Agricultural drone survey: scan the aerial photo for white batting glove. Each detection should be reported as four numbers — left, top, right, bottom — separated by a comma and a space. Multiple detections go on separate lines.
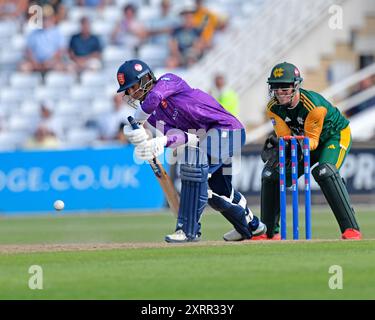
185, 133, 199, 147
123, 125, 148, 146
173, 133, 199, 158
135, 136, 168, 160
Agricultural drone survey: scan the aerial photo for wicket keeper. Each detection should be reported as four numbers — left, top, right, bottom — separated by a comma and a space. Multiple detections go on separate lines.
256, 62, 361, 240
116, 59, 266, 242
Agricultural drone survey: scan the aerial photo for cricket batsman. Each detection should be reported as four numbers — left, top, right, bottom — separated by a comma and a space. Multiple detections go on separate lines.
254, 62, 361, 240
116, 59, 266, 242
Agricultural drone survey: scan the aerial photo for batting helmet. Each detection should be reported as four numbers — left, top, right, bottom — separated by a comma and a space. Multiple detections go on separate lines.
267, 62, 303, 85
116, 59, 156, 93
267, 62, 303, 106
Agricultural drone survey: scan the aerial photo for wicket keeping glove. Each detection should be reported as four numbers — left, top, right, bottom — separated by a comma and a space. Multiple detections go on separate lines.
123, 124, 148, 146
135, 136, 168, 160
261, 133, 278, 164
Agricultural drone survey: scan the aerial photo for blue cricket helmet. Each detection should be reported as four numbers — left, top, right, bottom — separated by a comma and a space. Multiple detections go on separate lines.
116, 59, 155, 93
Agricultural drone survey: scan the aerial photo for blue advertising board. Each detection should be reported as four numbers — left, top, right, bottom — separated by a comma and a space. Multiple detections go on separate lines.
0, 146, 166, 214
172, 144, 375, 205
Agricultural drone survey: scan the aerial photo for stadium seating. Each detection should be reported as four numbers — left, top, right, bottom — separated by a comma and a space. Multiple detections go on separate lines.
0, 131, 27, 150
185, 0, 375, 128
0, 0, 373, 151
350, 105, 375, 140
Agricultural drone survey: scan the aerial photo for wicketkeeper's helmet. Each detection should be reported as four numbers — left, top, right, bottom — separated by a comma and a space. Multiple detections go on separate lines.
267, 62, 303, 106
267, 62, 303, 84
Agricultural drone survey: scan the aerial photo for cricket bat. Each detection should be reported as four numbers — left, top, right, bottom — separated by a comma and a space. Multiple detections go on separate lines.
127, 116, 180, 217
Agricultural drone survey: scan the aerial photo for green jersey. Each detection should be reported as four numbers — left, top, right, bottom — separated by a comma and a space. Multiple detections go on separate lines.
267, 88, 349, 146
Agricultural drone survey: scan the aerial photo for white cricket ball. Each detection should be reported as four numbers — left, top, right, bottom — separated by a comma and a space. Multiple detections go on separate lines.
54, 200, 65, 211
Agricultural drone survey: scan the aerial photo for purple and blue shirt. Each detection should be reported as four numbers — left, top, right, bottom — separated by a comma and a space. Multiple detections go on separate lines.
134, 73, 244, 148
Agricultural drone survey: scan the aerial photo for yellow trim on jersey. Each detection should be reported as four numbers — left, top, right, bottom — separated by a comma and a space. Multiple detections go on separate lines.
300, 93, 316, 112
336, 149, 346, 169
335, 126, 351, 169
301, 93, 316, 108
304, 107, 327, 150
301, 99, 314, 112
267, 98, 277, 111
339, 125, 351, 150
266, 109, 291, 137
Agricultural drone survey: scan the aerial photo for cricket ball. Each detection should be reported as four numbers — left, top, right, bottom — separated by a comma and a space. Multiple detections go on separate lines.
54, 200, 65, 211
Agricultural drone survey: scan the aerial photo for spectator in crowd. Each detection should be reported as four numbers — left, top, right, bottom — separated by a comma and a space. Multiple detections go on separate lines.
346, 75, 375, 117
116, 122, 130, 144
76, 0, 111, 9
111, 4, 148, 54
97, 94, 134, 141
69, 17, 102, 73
36, 101, 65, 139
0, 0, 28, 20
147, 0, 180, 46
23, 100, 63, 150
166, 6, 204, 69
210, 73, 239, 116
192, 0, 227, 49
19, 5, 67, 74
24, 126, 60, 150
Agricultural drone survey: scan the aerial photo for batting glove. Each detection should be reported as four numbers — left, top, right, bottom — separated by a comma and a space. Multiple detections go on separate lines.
135, 136, 168, 160
123, 125, 148, 146
185, 133, 199, 147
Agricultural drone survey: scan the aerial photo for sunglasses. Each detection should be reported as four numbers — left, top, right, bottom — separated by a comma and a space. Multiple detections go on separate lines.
270, 83, 294, 90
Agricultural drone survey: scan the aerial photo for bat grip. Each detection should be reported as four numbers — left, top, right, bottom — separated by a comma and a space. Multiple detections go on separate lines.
150, 159, 162, 178
128, 116, 163, 178
127, 116, 139, 130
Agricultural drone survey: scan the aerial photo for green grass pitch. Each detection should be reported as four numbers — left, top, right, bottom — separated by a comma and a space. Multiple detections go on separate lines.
0, 208, 374, 299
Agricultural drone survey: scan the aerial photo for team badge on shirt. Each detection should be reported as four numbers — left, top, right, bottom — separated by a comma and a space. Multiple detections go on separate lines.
117, 73, 125, 85
161, 100, 168, 109
134, 64, 143, 71
271, 118, 276, 126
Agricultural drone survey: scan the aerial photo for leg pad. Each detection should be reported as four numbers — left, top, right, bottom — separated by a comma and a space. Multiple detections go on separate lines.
312, 163, 359, 232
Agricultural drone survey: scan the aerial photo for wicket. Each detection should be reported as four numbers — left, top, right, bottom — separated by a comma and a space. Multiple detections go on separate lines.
279, 135, 311, 240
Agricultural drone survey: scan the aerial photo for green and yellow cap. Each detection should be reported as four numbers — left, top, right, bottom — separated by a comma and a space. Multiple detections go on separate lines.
267, 62, 303, 84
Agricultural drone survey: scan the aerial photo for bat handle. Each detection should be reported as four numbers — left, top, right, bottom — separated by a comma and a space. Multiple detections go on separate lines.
150, 158, 163, 178
127, 116, 139, 130
128, 116, 163, 178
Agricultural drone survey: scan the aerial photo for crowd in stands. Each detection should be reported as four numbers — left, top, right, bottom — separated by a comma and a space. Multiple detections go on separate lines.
14, 0, 228, 74
1, 1, 373, 150
0, 0, 231, 150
